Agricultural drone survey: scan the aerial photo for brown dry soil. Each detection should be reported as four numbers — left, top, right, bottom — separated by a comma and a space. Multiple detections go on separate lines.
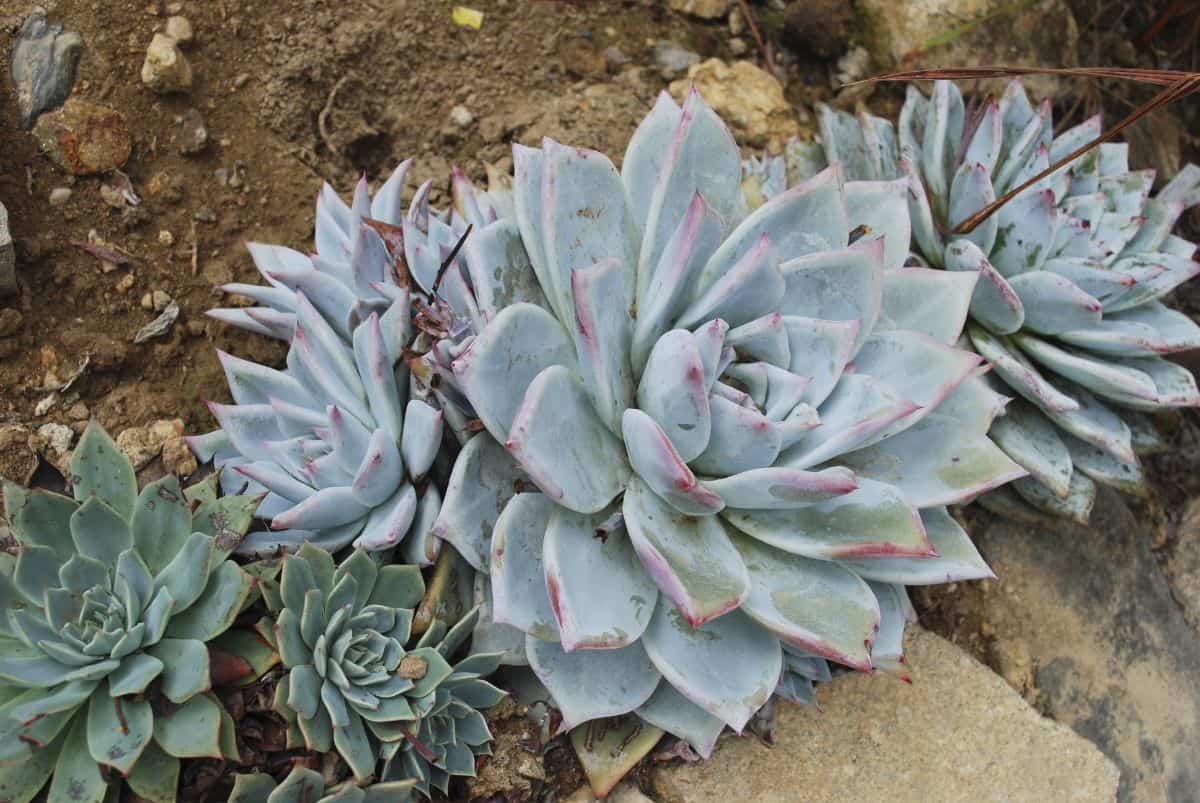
3, 0, 1200, 801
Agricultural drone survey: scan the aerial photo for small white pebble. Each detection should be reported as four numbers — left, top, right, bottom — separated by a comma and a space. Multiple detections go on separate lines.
449, 105, 475, 128
48, 187, 72, 206
158, 229, 175, 246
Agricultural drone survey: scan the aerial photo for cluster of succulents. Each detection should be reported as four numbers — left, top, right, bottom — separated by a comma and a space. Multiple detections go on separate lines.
10, 76, 1196, 801
748, 79, 1200, 522
0, 423, 258, 803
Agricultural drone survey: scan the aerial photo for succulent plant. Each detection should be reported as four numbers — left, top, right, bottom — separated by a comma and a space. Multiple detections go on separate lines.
187, 292, 446, 558
758, 79, 1200, 521
427, 89, 1022, 757
266, 544, 503, 792
0, 422, 258, 803
229, 767, 416, 803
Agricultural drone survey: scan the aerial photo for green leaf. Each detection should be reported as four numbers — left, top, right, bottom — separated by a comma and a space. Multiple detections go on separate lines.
130, 476, 192, 576
142, 587, 176, 646
280, 554, 317, 613
47, 712, 109, 803
334, 549, 377, 611
367, 565, 424, 610
153, 532, 215, 613
273, 768, 326, 802
70, 423, 137, 521
295, 543, 336, 595
297, 696, 333, 753
208, 628, 279, 685
4, 484, 77, 562
333, 710, 376, 782
108, 653, 164, 696
57, 554, 108, 593
192, 493, 261, 560
219, 704, 240, 760
153, 692, 223, 758
275, 609, 311, 667
182, 473, 218, 506
164, 561, 255, 642
70, 497, 133, 567
13, 545, 62, 605
406, 648, 453, 698
570, 715, 664, 799
125, 740, 180, 803
86, 688, 153, 775
147, 639, 211, 703
228, 773, 279, 802
0, 723, 60, 803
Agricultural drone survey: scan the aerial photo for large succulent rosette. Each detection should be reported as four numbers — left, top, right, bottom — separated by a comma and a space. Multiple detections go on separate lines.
768, 79, 1200, 522
428, 90, 1024, 754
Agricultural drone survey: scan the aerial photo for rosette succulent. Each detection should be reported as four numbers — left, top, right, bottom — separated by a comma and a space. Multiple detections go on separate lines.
230, 767, 416, 803
266, 544, 502, 793
0, 423, 257, 803
428, 89, 1024, 756
192, 161, 528, 555
770, 79, 1200, 521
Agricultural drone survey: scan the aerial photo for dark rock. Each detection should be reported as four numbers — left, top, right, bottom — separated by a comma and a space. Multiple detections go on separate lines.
32, 98, 132, 175
10, 6, 83, 129
962, 491, 1200, 801
780, 0, 854, 60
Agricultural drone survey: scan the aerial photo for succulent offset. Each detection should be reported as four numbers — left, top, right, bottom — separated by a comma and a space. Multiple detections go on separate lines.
758, 79, 1200, 522
424, 89, 1023, 755
265, 544, 503, 792
0, 423, 257, 803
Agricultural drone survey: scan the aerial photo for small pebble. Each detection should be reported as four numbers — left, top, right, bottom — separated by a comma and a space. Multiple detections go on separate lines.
729, 37, 748, 55
141, 33, 193, 94
115, 274, 135, 292
67, 401, 89, 420
152, 290, 172, 311
164, 16, 193, 45
177, 107, 207, 154
449, 105, 474, 128
48, 187, 72, 206
158, 230, 175, 246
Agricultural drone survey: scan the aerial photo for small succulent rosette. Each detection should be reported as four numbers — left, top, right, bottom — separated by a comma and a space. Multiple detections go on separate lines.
193, 162, 519, 557
0, 423, 258, 803
425, 89, 1023, 758
752, 79, 1200, 522
262, 544, 503, 795
229, 766, 416, 803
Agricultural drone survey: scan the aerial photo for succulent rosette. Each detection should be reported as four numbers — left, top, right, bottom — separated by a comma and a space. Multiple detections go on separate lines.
229, 767, 417, 803
264, 544, 503, 793
773, 79, 1200, 522
0, 423, 257, 803
428, 89, 1024, 755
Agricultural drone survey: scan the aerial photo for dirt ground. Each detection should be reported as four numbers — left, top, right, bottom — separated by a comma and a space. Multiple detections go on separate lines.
2, 0, 1200, 799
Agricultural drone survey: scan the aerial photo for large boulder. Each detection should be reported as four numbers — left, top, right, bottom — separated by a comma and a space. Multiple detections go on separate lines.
653, 627, 1118, 802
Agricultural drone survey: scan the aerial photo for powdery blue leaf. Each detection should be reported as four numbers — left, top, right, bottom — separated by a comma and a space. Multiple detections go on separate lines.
948, 163, 998, 255
622, 477, 748, 628
701, 163, 848, 292
779, 374, 917, 469
622, 91, 682, 237
452, 303, 577, 442
622, 410, 723, 516
902, 156, 944, 267
724, 313, 790, 368
271, 486, 369, 531
944, 239, 1025, 335
508, 366, 630, 514
877, 268, 977, 344
990, 188, 1056, 277
463, 219, 551, 322
964, 99, 1002, 172
542, 505, 657, 650
843, 178, 910, 271
637, 330, 711, 462
400, 400, 443, 480
1108, 355, 1200, 409
571, 258, 635, 434
703, 466, 856, 509
635, 681, 726, 759
920, 80, 965, 217
689, 394, 782, 476
1008, 271, 1102, 335
731, 530, 878, 671
641, 605, 780, 732
722, 478, 931, 560
527, 636, 660, 730
782, 316, 859, 408
489, 494, 560, 641
352, 314, 404, 443
1013, 470, 1096, 524
778, 237, 883, 354
868, 582, 916, 679
988, 400, 1072, 499
676, 233, 783, 331
1013, 333, 1158, 404
839, 412, 1028, 507
838, 506, 994, 585
1059, 302, 1200, 356
431, 434, 525, 572
540, 139, 638, 316
1064, 433, 1146, 496
968, 324, 1078, 413
350, 429, 404, 508
636, 87, 743, 304
632, 192, 725, 374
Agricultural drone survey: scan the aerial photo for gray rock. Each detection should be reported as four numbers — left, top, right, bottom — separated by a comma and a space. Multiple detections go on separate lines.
10, 6, 82, 129
652, 41, 700, 80
959, 490, 1200, 801
0, 203, 14, 298
653, 627, 1119, 803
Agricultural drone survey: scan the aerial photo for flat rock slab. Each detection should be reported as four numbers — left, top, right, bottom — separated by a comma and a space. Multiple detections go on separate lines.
962, 490, 1200, 801
653, 627, 1117, 803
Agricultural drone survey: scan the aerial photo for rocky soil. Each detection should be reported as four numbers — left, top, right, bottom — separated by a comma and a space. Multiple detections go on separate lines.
1, 0, 1199, 801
